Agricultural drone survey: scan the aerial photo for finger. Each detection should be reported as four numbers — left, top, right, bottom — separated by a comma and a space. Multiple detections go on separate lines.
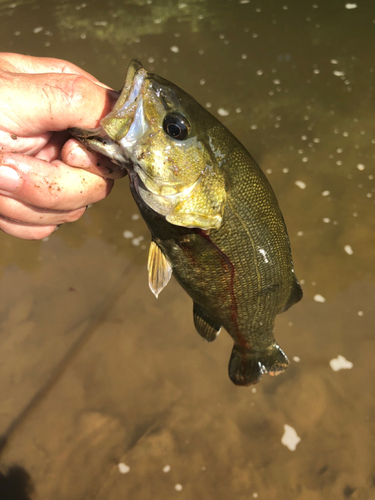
0, 216, 57, 240
34, 131, 71, 162
61, 138, 126, 179
0, 53, 112, 88
0, 129, 52, 155
0, 153, 114, 210
0, 194, 86, 225
0, 72, 119, 135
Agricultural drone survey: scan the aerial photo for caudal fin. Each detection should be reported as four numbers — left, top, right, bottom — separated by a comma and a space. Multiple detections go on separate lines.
228, 344, 289, 386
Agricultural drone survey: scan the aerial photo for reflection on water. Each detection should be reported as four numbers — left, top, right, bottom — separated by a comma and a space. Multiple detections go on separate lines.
0, 0, 374, 499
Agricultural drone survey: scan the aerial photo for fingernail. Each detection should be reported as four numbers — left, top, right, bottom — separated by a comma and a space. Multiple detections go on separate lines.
0, 166, 20, 192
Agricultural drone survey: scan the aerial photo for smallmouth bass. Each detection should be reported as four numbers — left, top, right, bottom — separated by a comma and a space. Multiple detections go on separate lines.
70, 60, 303, 386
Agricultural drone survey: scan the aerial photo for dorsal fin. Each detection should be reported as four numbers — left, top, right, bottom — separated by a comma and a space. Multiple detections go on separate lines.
193, 302, 221, 342
147, 241, 172, 298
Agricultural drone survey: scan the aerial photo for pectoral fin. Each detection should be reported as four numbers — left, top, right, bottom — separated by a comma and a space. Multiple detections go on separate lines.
193, 302, 221, 342
147, 241, 172, 298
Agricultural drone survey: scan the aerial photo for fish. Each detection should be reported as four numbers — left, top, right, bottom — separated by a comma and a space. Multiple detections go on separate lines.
70, 59, 303, 386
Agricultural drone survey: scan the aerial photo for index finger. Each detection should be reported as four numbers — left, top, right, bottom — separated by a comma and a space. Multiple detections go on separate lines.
0, 72, 118, 135
0, 52, 111, 88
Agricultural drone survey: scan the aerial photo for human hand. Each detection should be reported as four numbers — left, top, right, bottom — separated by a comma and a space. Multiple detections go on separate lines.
0, 52, 124, 240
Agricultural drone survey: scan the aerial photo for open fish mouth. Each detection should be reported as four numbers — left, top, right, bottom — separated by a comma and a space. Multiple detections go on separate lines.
69, 60, 149, 170
100, 59, 148, 144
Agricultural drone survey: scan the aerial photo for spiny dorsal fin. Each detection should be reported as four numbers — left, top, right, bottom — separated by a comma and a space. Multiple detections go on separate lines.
147, 241, 172, 298
193, 302, 221, 342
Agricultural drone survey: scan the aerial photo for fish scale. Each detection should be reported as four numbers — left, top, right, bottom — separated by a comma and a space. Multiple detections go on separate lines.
70, 59, 302, 386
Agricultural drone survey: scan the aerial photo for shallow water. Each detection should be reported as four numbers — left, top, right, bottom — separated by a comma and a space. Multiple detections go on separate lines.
0, 0, 374, 499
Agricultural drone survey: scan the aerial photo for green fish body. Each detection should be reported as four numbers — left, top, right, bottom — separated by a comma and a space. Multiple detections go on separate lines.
70, 60, 302, 386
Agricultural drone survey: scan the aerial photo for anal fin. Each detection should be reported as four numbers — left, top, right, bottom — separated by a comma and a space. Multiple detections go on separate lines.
193, 302, 221, 342
147, 241, 172, 298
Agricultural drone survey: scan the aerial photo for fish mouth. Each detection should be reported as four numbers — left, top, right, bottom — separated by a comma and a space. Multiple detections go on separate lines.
100, 59, 148, 143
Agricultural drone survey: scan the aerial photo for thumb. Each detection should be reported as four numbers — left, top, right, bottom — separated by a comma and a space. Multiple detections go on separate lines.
0, 71, 118, 136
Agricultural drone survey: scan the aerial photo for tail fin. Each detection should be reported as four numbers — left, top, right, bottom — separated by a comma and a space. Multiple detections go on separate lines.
228, 344, 289, 386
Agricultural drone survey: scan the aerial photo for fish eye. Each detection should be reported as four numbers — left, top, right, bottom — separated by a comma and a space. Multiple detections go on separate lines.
163, 112, 190, 140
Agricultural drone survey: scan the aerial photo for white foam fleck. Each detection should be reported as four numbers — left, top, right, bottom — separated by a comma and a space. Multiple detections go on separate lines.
154, 18, 162, 23
33, 26, 43, 33
330, 355, 353, 371
131, 214, 140, 220
240, 0, 250, 3
132, 236, 145, 246
331, 59, 339, 64
283, 168, 289, 173
357, 163, 365, 170
293, 356, 301, 362
281, 424, 301, 451
297, 231, 303, 236
333, 70, 345, 76
217, 108, 230, 116
175, 484, 183, 491
170, 46, 179, 53
205, 102, 212, 108
322, 190, 330, 196
323, 218, 330, 223
253, 494, 259, 499
345, 3, 357, 9
123, 230, 134, 239
314, 294, 326, 303
344, 245, 353, 255
118, 463, 130, 474
358, 310, 364, 316
256, 69, 263, 75
163, 465, 171, 473
241, 54, 248, 59
295, 180, 306, 189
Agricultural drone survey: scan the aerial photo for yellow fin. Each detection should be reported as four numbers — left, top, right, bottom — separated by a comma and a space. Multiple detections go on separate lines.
147, 241, 172, 298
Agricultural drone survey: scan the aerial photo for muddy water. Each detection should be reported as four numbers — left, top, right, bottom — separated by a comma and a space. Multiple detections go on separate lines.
0, 0, 374, 499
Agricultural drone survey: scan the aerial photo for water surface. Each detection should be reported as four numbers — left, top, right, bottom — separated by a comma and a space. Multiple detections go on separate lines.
0, 1, 374, 499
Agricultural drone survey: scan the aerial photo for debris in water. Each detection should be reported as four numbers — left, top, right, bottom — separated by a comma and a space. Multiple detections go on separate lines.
281, 424, 301, 451
118, 463, 130, 474
329, 355, 353, 371
314, 294, 326, 303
